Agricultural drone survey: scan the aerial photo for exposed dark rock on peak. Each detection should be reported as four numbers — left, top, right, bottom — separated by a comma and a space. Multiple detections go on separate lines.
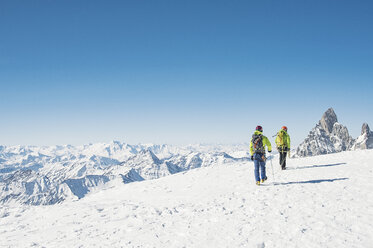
361, 123, 370, 135
353, 123, 373, 150
295, 108, 354, 157
319, 108, 338, 135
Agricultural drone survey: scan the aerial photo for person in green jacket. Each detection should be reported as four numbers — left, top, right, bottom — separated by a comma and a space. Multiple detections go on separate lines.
275, 126, 291, 170
250, 125, 272, 185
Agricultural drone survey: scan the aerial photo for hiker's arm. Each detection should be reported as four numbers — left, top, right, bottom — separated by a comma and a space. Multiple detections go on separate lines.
264, 136, 272, 152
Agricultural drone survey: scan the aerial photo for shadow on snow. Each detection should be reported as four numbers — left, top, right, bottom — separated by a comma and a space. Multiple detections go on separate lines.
274, 177, 348, 186
288, 162, 347, 170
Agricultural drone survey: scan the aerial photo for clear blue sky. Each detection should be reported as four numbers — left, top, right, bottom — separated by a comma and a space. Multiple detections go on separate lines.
0, 0, 372, 147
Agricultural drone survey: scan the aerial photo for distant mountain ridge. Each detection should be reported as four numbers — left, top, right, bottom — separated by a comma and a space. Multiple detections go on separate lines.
0, 142, 250, 205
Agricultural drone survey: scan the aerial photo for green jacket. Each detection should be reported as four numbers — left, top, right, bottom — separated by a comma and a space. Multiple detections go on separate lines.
275, 129, 290, 150
250, 131, 272, 156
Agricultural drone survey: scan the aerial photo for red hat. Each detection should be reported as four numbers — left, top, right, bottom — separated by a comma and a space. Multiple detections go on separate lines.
282, 126, 288, 131
256, 125, 263, 132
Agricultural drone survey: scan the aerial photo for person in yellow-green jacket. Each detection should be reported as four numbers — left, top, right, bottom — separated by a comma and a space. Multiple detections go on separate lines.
275, 126, 291, 170
250, 125, 272, 185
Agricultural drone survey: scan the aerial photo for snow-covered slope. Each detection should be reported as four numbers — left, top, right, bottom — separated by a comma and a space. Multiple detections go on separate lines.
1, 150, 372, 247
0, 142, 250, 205
295, 108, 355, 157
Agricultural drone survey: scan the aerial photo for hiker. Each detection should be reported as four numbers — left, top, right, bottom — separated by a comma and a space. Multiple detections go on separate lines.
250, 125, 272, 185
275, 126, 291, 170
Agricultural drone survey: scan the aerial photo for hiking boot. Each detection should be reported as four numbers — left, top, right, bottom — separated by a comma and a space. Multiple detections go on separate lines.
256, 181, 260, 186
261, 177, 267, 183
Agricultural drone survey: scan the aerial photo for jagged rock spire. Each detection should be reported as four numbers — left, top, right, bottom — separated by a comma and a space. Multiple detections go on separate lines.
319, 108, 338, 135
353, 123, 373, 150
295, 108, 354, 157
361, 123, 370, 135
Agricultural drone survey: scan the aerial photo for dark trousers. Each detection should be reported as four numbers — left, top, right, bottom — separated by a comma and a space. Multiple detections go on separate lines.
279, 151, 287, 169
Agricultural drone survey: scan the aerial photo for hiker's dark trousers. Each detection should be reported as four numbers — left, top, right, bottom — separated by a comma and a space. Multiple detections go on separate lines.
279, 150, 287, 170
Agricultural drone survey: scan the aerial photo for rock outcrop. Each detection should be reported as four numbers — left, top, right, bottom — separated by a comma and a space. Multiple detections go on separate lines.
352, 123, 373, 150
295, 108, 355, 157
319, 108, 338, 135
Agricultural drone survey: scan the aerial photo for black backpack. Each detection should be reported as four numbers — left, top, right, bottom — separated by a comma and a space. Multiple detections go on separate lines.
252, 134, 265, 154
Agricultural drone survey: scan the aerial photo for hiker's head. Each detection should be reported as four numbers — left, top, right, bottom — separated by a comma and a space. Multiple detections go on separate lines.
256, 125, 263, 132
282, 126, 288, 131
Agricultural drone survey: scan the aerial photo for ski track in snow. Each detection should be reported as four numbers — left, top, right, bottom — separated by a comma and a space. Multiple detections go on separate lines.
1, 150, 373, 248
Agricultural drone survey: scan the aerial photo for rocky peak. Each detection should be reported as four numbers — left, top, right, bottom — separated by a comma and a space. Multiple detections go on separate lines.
319, 108, 338, 134
353, 123, 373, 150
295, 108, 354, 157
361, 123, 370, 135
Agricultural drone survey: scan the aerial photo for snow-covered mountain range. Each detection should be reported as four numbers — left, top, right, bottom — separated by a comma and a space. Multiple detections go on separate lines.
1, 149, 373, 247
0, 142, 250, 205
1, 111, 373, 247
1, 108, 372, 206
294, 108, 371, 157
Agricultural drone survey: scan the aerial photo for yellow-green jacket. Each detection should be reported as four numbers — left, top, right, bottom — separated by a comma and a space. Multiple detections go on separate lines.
275, 129, 290, 150
250, 131, 272, 156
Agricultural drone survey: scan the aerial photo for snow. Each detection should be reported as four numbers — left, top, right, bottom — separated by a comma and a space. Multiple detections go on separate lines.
0, 142, 251, 205
1, 149, 373, 247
